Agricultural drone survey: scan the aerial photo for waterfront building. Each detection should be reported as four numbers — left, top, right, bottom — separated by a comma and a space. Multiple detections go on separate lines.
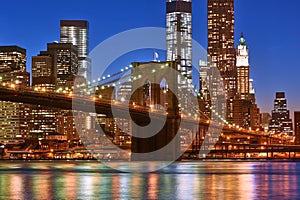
0, 46, 30, 140
269, 92, 293, 135
29, 106, 59, 139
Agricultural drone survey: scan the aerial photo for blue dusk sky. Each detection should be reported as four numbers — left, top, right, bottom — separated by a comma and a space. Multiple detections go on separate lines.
0, 0, 299, 115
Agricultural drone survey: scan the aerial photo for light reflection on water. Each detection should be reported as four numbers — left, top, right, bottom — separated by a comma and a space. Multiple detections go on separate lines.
0, 161, 299, 199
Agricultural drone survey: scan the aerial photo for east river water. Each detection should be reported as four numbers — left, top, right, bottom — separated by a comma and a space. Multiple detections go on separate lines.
0, 161, 299, 199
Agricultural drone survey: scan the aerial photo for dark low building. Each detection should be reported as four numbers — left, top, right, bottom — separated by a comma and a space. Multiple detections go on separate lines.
294, 112, 300, 144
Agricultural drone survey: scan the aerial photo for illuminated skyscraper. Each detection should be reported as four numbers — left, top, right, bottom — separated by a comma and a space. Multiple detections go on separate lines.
0, 46, 30, 140
31, 43, 78, 139
60, 20, 91, 81
166, 0, 192, 82
269, 92, 293, 134
208, 0, 236, 99
236, 34, 250, 100
46, 43, 78, 91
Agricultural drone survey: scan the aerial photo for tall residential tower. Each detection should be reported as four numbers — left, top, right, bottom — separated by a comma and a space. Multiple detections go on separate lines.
208, 0, 236, 99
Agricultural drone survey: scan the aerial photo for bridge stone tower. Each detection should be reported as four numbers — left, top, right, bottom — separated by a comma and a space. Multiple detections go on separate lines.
130, 61, 182, 161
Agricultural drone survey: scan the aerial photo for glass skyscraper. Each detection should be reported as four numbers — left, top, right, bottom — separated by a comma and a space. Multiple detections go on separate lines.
60, 20, 91, 82
166, 0, 192, 83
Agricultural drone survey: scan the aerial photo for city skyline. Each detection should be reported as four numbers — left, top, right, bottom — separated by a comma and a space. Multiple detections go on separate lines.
1, 1, 300, 199
1, 0, 299, 115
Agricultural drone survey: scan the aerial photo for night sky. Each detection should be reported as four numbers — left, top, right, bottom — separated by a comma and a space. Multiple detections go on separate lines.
0, 0, 299, 115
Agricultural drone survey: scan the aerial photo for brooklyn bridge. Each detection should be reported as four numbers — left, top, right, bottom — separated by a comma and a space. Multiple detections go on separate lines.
0, 62, 299, 161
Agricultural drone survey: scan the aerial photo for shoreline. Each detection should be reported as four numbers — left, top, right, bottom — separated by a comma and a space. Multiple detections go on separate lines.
1, 158, 300, 163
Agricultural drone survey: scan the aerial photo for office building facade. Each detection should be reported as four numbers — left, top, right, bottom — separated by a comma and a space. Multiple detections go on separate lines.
269, 92, 293, 135
37, 43, 79, 92
32, 55, 56, 91
31, 43, 79, 139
